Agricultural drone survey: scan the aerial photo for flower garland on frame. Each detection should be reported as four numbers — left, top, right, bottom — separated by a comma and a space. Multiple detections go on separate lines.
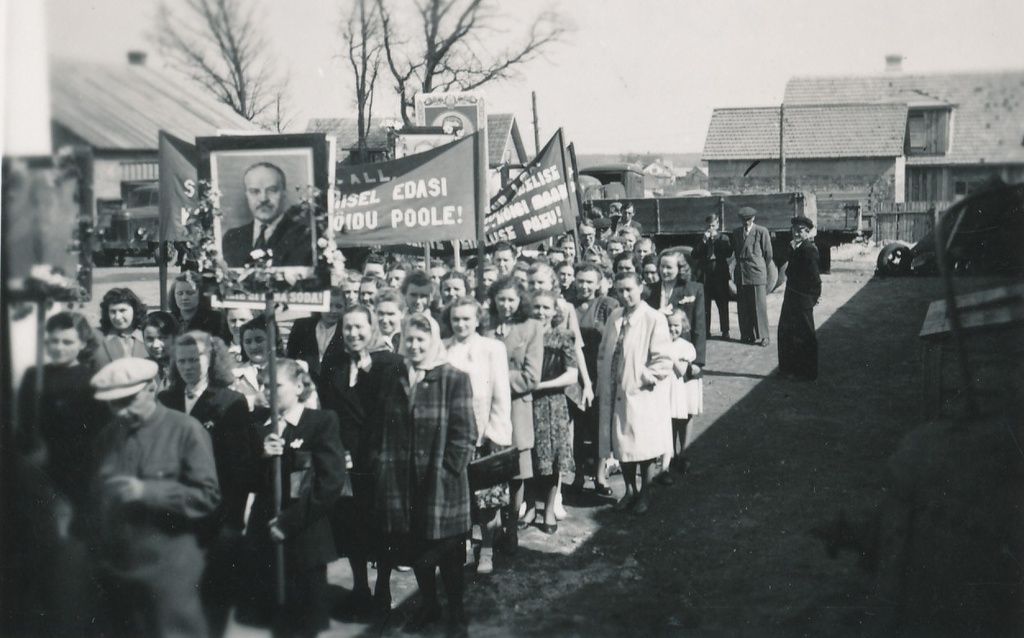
182, 180, 344, 298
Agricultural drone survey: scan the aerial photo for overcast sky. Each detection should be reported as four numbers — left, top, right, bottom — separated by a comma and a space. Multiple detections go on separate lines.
47, 0, 1024, 155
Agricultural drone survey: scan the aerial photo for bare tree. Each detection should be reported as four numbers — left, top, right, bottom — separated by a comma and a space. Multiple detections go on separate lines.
342, 0, 385, 163
157, 0, 288, 128
376, 0, 569, 125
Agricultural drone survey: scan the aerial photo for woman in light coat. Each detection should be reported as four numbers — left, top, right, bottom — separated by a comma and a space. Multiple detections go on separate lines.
597, 271, 673, 515
444, 297, 512, 574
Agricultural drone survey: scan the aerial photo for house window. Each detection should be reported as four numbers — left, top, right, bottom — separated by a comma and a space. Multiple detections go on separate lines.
906, 109, 950, 156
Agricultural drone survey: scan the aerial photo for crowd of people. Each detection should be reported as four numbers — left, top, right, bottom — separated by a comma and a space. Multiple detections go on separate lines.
8, 205, 821, 638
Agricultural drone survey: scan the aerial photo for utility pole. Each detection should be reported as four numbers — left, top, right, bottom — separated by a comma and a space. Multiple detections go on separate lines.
779, 103, 786, 192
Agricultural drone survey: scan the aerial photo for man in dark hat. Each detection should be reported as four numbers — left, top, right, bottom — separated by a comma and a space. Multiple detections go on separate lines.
731, 207, 774, 345
777, 216, 821, 380
692, 214, 735, 339
88, 358, 220, 638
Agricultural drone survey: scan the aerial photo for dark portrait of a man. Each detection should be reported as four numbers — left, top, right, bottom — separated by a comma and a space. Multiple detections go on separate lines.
220, 162, 313, 268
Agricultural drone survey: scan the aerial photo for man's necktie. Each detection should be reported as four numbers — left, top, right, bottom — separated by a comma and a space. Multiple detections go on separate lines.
254, 224, 269, 250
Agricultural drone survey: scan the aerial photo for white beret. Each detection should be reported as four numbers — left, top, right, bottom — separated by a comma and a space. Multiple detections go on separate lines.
91, 358, 158, 401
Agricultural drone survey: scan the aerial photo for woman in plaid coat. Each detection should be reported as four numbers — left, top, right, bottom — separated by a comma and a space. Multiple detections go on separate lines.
374, 313, 477, 636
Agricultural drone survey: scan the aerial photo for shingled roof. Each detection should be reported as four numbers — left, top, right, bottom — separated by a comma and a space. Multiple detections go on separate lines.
785, 71, 1024, 165
50, 58, 259, 151
306, 112, 529, 166
702, 103, 908, 161
305, 117, 393, 151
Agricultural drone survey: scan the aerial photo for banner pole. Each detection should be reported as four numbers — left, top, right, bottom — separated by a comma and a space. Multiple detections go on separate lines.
158, 243, 169, 311
566, 138, 584, 258
453, 240, 462, 271
266, 293, 285, 606
475, 132, 487, 302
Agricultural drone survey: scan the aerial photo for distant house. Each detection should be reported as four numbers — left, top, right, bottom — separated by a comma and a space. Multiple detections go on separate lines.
672, 165, 709, 192
785, 70, 1024, 202
642, 159, 675, 195
702, 64, 1024, 209
50, 55, 260, 223
703, 102, 908, 208
305, 116, 394, 164
305, 112, 529, 169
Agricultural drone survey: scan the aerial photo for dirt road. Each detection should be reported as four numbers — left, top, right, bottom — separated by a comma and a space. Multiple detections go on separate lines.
46, 249, 1010, 637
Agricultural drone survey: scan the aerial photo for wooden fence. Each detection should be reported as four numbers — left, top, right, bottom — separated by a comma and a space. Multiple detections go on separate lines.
872, 201, 951, 244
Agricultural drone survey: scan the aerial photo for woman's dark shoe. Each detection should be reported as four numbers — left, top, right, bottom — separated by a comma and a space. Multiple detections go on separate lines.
654, 471, 675, 486
537, 522, 558, 535
403, 604, 443, 634
447, 608, 469, 638
633, 495, 651, 515
613, 492, 636, 511
503, 525, 519, 556
373, 591, 392, 619
671, 456, 691, 475
594, 483, 614, 497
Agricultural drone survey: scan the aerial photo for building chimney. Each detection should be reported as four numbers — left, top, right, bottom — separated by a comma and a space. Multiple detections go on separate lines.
885, 54, 903, 73
127, 51, 147, 66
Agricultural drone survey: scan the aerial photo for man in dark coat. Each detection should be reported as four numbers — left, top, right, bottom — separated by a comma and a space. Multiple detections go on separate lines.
157, 332, 254, 638
691, 214, 735, 339
88, 358, 220, 638
777, 216, 822, 380
221, 162, 313, 268
731, 207, 774, 346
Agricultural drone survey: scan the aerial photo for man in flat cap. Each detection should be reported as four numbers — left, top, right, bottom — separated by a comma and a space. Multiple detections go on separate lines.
731, 207, 774, 345
87, 358, 220, 638
777, 216, 822, 380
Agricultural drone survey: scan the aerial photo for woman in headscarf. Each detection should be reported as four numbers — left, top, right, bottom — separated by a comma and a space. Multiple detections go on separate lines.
443, 297, 512, 575
375, 313, 476, 637
319, 304, 404, 618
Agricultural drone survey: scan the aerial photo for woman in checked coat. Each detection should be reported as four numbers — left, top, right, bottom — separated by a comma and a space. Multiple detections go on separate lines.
374, 313, 477, 636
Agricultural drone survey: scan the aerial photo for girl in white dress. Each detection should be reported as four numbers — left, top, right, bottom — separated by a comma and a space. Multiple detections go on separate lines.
657, 310, 698, 484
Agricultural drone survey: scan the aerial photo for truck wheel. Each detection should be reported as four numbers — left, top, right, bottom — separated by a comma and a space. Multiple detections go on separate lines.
876, 241, 913, 276
93, 250, 114, 267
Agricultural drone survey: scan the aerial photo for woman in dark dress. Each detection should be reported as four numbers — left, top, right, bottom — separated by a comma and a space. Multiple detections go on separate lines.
319, 304, 403, 617
528, 290, 578, 534
169, 271, 230, 341
646, 248, 707, 480
19, 311, 104, 509
158, 330, 253, 638
375, 313, 476, 637
141, 311, 180, 389
240, 359, 346, 638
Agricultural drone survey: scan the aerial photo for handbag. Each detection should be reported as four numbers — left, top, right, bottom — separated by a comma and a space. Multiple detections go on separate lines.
468, 446, 519, 491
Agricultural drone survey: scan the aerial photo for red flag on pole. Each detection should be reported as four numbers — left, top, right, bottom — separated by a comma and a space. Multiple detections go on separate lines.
158, 131, 198, 242
484, 129, 575, 246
